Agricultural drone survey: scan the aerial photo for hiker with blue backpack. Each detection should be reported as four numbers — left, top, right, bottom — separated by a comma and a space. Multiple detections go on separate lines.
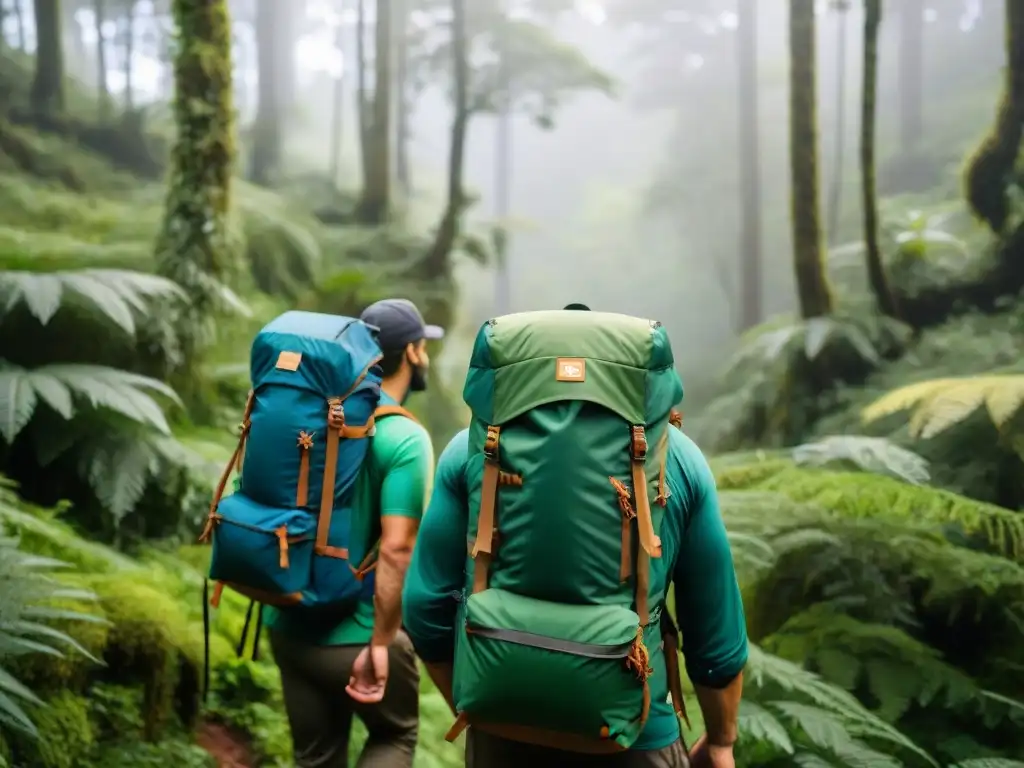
402, 305, 748, 768
200, 299, 442, 768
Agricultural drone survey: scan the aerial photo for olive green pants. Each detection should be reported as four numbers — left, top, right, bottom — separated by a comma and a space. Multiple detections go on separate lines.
465, 732, 690, 768
270, 630, 419, 768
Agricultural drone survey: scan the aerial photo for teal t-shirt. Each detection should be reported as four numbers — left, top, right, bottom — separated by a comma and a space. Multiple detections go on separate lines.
262, 393, 435, 645
401, 426, 749, 751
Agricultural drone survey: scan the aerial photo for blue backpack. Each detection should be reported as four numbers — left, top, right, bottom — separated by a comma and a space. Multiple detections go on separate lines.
198, 311, 414, 676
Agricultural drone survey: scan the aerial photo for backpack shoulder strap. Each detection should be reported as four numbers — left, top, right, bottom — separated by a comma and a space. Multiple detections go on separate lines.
373, 404, 420, 424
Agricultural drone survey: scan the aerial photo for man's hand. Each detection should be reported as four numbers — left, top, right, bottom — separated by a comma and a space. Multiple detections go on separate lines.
689, 735, 735, 768
346, 644, 390, 704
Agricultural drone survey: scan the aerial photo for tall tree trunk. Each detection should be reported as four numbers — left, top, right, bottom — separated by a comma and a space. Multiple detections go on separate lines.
788, 0, 834, 319
736, 0, 762, 330
156, 0, 235, 355
898, 0, 924, 153
394, 0, 411, 195
250, 0, 283, 185
30, 0, 65, 117
14, 0, 25, 51
861, 0, 897, 319
122, 0, 135, 111
964, 0, 1024, 233
356, 0, 370, 190
421, 0, 468, 298
329, 16, 344, 185
94, 0, 111, 118
61, 0, 84, 66
826, 2, 848, 244
356, 0, 392, 223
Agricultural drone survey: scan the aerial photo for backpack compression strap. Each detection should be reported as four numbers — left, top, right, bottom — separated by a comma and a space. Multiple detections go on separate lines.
315, 358, 383, 558
341, 403, 421, 582
470, 426, 524, 593
199, 390, 255, 544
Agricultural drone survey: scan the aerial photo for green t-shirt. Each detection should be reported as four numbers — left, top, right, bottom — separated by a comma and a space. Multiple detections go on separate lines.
262, 393, 435, 646
401, 426, 749, 751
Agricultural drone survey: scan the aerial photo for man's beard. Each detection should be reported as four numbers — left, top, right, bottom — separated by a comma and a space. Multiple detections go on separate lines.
409, 365, 428, 393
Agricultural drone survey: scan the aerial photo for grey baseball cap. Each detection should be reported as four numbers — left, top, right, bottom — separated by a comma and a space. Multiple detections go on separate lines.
360, 299, 444, 352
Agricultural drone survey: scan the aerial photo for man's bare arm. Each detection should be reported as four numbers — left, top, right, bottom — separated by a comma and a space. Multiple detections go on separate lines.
371, 516, 419, 648
695, 672, 743, 746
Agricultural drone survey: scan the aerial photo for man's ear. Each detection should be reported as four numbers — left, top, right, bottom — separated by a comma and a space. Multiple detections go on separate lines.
405, 341, 421, 367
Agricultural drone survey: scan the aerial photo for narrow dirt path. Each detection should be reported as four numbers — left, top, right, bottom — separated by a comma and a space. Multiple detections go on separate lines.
197, 721, 256, 768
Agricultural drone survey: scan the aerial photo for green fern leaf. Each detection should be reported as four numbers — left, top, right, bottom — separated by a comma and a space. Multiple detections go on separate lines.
863, 375, 1024, 439
739, 700, 794, 753
792, 436, 930, 485
951, 761, 1024, 768
0, 269, 185, 334
793, 754, 841, 768
0, 365, 37, 442
0, 363, 181, 441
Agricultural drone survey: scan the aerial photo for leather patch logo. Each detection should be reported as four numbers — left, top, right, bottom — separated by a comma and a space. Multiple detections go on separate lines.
555, 357, 586, 382
276, 351, 302, 371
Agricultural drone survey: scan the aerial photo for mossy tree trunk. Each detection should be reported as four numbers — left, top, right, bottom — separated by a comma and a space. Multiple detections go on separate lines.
736, 0, 762, 330
356, 0, 392, 223
155, 0, 235, 370
30, 0, 65, 117
860, 0, 898, 319
898, 0, 924, 153
964, 0, 1024, 233
250, 0, 284, 185
788, 0, 834, 319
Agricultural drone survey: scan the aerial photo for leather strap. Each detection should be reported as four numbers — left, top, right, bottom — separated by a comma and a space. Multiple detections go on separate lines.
472, 426, 501, 593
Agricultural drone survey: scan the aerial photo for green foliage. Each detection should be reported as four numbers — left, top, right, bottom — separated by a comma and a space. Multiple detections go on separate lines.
715, 456, 1024, 763
690, 310, 909, 452
409, 0, 614, 128
0, 533, 101, 757
863, 375, 1024, 441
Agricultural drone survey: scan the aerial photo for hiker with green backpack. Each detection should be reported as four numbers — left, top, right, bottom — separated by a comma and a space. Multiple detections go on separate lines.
200, 300, 442, 768
402, 305, 748, 767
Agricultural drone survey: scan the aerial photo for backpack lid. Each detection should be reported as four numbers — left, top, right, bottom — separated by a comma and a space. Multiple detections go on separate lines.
250, 311, 382, 395
463, 310, 683, 426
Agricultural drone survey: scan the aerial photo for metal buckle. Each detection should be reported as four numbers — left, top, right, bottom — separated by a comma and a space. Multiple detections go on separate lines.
631, 426, 647, 461
484, 425, 500, 460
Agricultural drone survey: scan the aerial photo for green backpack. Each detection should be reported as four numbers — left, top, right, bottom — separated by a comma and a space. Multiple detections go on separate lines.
445, 309, 686, 754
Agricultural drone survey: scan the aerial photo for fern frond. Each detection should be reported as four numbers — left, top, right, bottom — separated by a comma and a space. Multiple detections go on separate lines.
0, 535, 98, 738
745, 645, 936, 765
0, 269, 185, 334
792, 436, 930, 484
952, 761, 1024, 768
0, 362, 181, 442
862, 375, 1024, 438
716, 463, 1024, 562
73, 431, 201, 522
739, 699, 794, 754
